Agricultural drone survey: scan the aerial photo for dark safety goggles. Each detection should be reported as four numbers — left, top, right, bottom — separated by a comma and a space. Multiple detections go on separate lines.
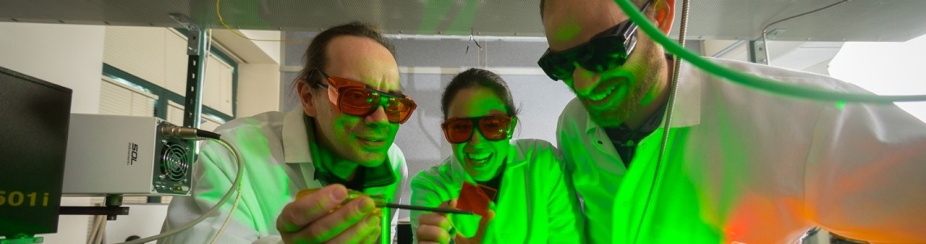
537, 0, 652, 81
441, 115, 515, 144
312, 69, 417, 124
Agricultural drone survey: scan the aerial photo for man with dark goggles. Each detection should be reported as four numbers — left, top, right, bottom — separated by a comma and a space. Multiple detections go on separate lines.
441, 115, 516, 144
541, 0, 926, 243
311, 68, 417, 124
537, 0, 651, 82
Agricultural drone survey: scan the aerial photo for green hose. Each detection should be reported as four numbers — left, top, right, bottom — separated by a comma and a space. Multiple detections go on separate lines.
614, 0, 926, 103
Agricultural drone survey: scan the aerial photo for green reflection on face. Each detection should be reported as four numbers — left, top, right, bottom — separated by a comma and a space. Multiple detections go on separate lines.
308, 37, 401, 168
446, 87, 512, 182
314, 98, 400, 167
542, 0, 667, 127
573, 59, 659, 128
552, 19, 583, 43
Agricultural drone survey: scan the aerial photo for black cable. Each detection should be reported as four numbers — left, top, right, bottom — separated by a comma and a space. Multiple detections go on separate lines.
161, 124, 220, 140
196, 130, 222, 140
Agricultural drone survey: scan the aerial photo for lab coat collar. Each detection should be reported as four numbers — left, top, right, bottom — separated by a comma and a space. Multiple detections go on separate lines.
507, 140, 528, 169
584, 60, 702, 134
282, 110, 313, 164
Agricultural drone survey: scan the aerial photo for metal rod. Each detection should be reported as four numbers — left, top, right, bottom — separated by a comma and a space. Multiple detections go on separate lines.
634, 0, 690, 241
711, 40, 746, 58
59, 207, 129, 216
378, 203, 474, 215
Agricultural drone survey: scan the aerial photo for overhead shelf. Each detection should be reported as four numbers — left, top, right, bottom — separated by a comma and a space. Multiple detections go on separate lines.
1, 0, 925, 41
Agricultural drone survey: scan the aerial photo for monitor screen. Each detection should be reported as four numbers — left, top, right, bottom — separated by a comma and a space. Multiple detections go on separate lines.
0, 66, 72, 237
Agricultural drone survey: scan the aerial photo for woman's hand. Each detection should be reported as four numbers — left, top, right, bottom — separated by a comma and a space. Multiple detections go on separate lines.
416, 200, 495, 244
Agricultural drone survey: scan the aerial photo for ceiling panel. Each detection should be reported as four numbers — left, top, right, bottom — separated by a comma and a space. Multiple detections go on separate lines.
1, 0, 924, 42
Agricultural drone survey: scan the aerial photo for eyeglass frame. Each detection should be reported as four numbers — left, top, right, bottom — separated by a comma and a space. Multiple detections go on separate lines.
309, 68, 417, 124
537, 0, 653, 82
440, 115, 518, 144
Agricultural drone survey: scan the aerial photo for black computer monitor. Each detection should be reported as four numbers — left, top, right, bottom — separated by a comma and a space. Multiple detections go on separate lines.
0, 66, 72, 238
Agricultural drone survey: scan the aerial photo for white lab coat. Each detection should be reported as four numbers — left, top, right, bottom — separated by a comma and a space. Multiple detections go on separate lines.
558, 57, 926, 243
160, 110, 407, 243
409, 139, 585, 243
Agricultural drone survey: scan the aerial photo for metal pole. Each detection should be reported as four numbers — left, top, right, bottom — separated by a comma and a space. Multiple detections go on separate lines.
184, 28, 208, 130
183, 26, 209, 165
162, 13, 207, 200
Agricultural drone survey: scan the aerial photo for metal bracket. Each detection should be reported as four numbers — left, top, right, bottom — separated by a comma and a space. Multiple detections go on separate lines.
59, 195, 129, 221
749, 28, 785, 64
59, 207, 130, 221
169, 13, 203, 56
168, 13, 198, 33
748, 38, 769, 64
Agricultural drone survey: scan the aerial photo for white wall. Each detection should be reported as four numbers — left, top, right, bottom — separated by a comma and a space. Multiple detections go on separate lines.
829, 34, 926, 123
238, 30, 282, 65
0, 22, 104, 114
212, 29, 281, 65
0, 22, 106, 243
237, 63, 282, 117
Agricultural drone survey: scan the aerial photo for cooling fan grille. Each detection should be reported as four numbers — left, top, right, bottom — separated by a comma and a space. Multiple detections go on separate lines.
160, 142, 189, 181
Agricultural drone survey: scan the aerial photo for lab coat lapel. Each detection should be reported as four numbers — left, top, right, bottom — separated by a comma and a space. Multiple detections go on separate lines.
282, 111, 323, 191
611, 128, 673, 243
609, 74, 699, 242
483, 142, 528, 242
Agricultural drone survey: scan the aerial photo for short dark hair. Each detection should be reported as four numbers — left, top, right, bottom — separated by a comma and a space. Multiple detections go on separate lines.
540, 0, 651, 19
294, 22, 396, 88
441, 68, 519, 119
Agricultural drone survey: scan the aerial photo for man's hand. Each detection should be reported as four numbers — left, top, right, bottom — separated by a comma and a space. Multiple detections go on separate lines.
416, 200, 494, 244
276, 184, 382, 244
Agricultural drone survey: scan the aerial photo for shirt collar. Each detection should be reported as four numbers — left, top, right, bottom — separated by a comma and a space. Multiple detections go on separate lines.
285, 110, 399, 189
585, 59, 702, 133
282, 110, 313, 164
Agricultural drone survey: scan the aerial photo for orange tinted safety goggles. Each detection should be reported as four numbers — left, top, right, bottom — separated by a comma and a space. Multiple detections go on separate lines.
313, 69, 417, 124
441, 115, 515, 144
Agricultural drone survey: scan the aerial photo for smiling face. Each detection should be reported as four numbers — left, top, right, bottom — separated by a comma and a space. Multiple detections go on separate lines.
542, 0, 670, 127
445, 87, 513, 182
298, 35, 401, 167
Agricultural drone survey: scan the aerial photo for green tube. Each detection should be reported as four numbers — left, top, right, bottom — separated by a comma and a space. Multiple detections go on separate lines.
381, 206, 390, 244
614, 0, 926, 103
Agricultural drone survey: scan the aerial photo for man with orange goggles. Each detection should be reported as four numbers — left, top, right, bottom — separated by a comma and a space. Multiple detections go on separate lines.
162, 22, 414, 244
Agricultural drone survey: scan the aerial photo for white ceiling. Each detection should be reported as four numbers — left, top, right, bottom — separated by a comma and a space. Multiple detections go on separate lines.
703, 39, 844, 75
